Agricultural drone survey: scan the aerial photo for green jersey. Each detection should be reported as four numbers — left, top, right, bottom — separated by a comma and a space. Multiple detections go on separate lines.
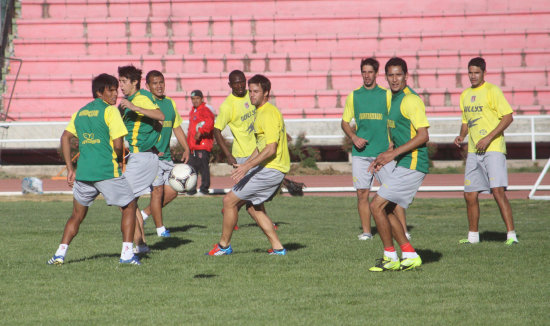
387, 86, 430, 173
66, 98, 128, 182
123, 89, 161, 153
155, 96, 183, 161
342, 85, 391, 157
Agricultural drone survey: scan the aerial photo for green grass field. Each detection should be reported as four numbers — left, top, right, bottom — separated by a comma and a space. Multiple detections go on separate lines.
2, 195, 549, 325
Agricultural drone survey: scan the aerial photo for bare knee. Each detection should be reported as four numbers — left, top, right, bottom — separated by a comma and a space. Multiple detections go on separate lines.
464, 192, 478, 204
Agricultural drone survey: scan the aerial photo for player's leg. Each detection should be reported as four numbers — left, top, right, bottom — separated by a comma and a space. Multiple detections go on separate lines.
198, 150, 211, 195
249, 203, 285, 254
357, 189, 372, 239
133, 205, 150, 254
353, 156, 376, 240
206, 191, 242, 255
461, 153, 487, 244
120, 199, 141, 264
139, 184, 178, 218
492, 187, 517, 244
393, 205, 410, 240
368, 195, 400, 271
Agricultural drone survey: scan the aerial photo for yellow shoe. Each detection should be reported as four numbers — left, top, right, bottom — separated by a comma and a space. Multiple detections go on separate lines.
504, 238, 518, 246
369, 256, 400, 272
400, 256, 422, 271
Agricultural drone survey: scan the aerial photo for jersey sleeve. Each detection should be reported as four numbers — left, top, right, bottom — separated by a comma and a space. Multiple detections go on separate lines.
105, 105, 128, 140
459, 91, 467, 124
489, 85, 514, 118
401, 94, 430, 129
263, 108, 282, 144
132, 94, 159, 114
342, 91, 354, 122
65, 113, 78, 137
214, 100, 231, 130
170, 99, 183, 128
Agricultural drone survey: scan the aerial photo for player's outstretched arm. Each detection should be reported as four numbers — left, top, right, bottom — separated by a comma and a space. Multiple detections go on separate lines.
173, 126, 190, 163
213, 128, 236, 165
60, 130, 76, 187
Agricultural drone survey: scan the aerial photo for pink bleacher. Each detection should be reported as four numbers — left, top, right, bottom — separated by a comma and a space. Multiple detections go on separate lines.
4, 0, 550, 121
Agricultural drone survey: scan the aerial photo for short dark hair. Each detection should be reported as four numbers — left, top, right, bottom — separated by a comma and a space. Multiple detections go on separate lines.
360, 58, 379, 73
145, 70, 164, 84
229, 69, 245, 83
92, 73, 119, 98
385, 57, 408, 75
118, 64, 142, 89
468, 57, 486, 72
248, 74, 271, 96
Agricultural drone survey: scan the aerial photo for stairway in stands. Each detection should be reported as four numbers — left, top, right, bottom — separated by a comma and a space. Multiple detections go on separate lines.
3, 0, 550, 121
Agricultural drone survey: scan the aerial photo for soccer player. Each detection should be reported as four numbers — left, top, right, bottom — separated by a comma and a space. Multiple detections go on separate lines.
341, 57, 409, 241
207, 74, 289, 256
186, 89, 215, 196
368, 57, 429, 271
47, 73, 140, 265
133, 70, 190, 252
118, 65, 164, 253
454, 57, 518, 245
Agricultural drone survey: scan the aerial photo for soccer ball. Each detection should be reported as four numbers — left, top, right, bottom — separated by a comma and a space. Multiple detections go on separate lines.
168, 164, 197, 193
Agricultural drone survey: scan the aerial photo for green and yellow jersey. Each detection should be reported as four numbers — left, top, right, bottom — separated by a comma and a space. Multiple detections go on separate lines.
342, 85, 391, 157
66, 98, 128, 181
254, 102, 290, 173
460, 81, 513, 154
155, 96, 183, 161
387, 86, 430, 173
122, 89, 161, 153
214, 91, 257, 158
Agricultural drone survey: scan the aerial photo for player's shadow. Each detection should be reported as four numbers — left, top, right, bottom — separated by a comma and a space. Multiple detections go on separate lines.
241, 221, 290, 228
193, 274, 217, 279
252, 242, 306, 254
367, 225, 415, 236
150, 237, 191, 251
169, 224, 207, 233
480, 231, 508, 242
415, 248, 443, 264
67, 253, 120, 264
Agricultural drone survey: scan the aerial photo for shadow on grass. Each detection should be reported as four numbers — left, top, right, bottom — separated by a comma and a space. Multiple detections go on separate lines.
193, 274, 217, 279
252, 242, 306, 254
363, 225, 415, 237
150, 237, 192, 251
169, 224, 207, 233
239, 221, 290, 228
480, 231, 507, 242
67, 253, 119, 264
416, 248, 443, 264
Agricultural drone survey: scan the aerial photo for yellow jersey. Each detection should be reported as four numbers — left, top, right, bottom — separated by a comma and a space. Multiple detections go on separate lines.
254, 102, 290, 173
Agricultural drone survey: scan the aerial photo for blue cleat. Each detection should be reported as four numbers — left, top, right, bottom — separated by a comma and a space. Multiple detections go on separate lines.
47, 255, 64, 265
206, 243, 233, 256
269, 248, 287, 256
159, 229, 171, 238
119, 255, 141, 265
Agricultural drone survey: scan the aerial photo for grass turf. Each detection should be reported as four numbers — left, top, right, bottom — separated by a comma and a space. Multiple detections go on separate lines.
1, 196, 549, 325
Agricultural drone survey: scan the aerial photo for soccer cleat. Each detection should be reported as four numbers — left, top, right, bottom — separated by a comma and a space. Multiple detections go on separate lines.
47, 255, 64, 265
133, 244, 151, 254
369, 256, 400, 272
273, 223, 278, 230
358, 233, 373, 240
159, 229, 171, 238
400, 256, 422, 271
269, 248, 287, 256
505, 238, 518, 246
233, 225, 239, 230
119, 255, 141, 265
206, 243, 233, 256
459, 238, 478, 244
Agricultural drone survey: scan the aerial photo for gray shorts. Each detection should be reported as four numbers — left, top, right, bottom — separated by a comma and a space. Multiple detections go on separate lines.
124, 152, 159, 197
352, 156, 395, 190
377, 166, 426, 209
232, 166, 285, 205
153, 159, 174, 187
73, 176, 135, 207
464, 152, 508, 194
235, 156, 250, 165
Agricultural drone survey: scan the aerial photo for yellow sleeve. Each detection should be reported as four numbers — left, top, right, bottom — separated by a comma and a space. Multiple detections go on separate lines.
263, 108, 281, 144
214, 99, 232, 130
401, 94, 430, 130
386, 89, 392, 113
460, 91, 467, 124
171, 99, 183, 128
132, 94, 158, 111
105, 105, 128, 139
489, 85, 513, 118
65, 113, 78, 137
342, 92, 354, 123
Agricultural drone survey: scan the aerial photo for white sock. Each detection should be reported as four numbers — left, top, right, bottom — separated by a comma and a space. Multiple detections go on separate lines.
156, 226, 166, 236
55, 244, 68, 257
405, 232, 411, 240
384, 250, 399, 261
468, 231, 480, 243
121, 242, 134, 260
402, 251, 418, 259
507, 230, 517, 241
141, 210, 149, 222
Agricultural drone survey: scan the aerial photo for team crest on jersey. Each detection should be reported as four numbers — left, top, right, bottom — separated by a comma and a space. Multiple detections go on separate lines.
245, 102, 249, 109
479, 129, 487, 135
471, 96, 476, 102
82, 133, 100, 144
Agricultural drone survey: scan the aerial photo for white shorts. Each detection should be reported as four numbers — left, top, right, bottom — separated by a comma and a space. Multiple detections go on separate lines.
124, 152, 159, 197
377, 166, 426, 209
352, 156, 395, 190
464, 152, 508, 194
235, 156, 250, 165
232, 166, 285, 205
153, 159, 174, 187
73, 176, 135, 207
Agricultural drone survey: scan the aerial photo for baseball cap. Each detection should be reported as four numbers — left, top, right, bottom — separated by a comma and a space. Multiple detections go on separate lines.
191, 90, 203, 98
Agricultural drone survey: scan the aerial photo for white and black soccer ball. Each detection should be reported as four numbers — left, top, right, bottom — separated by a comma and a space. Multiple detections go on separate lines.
168, 164, 198, 193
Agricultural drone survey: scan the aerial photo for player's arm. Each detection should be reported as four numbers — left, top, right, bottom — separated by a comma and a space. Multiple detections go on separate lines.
119, 98, 165, 121
60, 130, 77, 188
112, 136, 124, 161
454, 123, 468, 148
232, 143, 276, 182
173, 126, 190, 163
475, 113, 513, 152
213, 128, 236, 165
341, 92, 367, 149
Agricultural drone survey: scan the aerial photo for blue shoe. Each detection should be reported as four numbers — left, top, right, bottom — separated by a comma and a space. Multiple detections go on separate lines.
269, 248, 287, 256
119, 255, 141, 265
159, 229, 171, 238
206, 243, 233, 256
47, 255, 64, 265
